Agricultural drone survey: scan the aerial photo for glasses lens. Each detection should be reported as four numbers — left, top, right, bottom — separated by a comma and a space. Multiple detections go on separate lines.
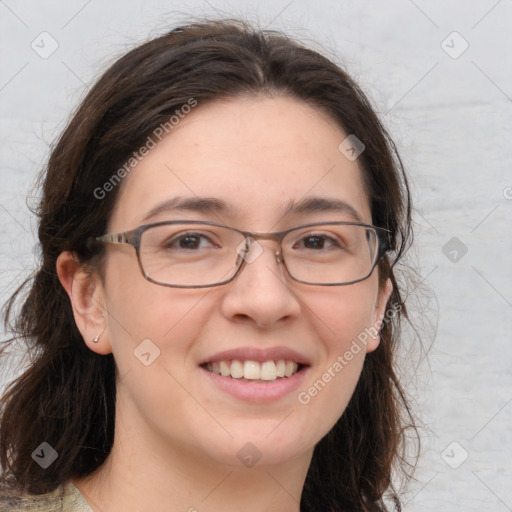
282, 224, 380, 284
139, 223, 244, 286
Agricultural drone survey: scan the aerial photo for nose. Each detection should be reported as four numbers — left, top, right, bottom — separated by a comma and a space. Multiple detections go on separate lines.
219, 239, 301, 329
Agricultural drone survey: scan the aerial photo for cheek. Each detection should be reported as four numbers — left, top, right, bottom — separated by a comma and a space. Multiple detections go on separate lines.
103, 253, 210, 370
306, 279, 379, 354
106, 283, 210, 362
295, 282, 378, 434
102, 275, 217, 445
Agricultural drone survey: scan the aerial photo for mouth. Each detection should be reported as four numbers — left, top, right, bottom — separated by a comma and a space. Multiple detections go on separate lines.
200, 359, 306, 383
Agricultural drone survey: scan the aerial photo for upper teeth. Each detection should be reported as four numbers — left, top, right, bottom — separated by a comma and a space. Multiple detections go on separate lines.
204, 360, 300, 381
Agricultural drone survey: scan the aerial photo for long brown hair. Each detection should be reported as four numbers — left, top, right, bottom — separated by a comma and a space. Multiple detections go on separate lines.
0, 18, 418, 511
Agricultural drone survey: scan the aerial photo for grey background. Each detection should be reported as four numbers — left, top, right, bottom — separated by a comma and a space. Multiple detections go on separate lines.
1, 1, 511, 510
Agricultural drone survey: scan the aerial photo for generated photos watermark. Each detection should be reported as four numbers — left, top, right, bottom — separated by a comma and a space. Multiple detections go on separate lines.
93, 98, 198, 200
297, 302, 401, 405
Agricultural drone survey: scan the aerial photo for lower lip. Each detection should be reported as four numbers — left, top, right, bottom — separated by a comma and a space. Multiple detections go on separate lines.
200, 366, 309, 403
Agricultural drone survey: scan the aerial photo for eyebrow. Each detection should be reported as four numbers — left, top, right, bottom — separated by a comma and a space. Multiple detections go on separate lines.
283, 196, 363, 223
141, 196, 237, 223
141, 195, 363, 224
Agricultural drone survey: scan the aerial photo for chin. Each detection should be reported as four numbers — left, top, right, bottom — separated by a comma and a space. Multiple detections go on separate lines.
202, 426, 314, 469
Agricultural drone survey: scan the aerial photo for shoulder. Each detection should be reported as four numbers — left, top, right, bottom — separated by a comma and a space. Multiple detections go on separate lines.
0, 484, 64, 512
0, 481, 92, 511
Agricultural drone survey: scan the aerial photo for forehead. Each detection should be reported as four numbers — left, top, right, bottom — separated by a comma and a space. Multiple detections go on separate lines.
109, 95, 372, 231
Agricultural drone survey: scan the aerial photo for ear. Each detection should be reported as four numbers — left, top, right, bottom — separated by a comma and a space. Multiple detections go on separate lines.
56, 251, 112, 355
365, 278, 393, 354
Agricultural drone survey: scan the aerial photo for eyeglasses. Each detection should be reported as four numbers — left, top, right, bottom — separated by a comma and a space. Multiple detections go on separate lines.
95, 220, 390, 288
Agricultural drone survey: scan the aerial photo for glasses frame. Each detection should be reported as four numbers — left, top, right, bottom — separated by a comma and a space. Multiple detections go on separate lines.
95, 220, 391, 288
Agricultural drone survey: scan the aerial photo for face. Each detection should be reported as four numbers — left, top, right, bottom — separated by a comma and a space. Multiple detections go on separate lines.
86, 96, 392, 469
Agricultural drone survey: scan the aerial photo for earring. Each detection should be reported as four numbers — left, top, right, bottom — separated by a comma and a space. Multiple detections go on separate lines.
92, 326, 106, 343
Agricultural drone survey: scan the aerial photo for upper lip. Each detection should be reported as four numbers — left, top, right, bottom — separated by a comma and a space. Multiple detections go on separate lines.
199, 346, 311, 366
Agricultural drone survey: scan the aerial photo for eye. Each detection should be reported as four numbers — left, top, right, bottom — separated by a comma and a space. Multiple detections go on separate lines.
294, 233, 341, 250
164, 232, 217, 250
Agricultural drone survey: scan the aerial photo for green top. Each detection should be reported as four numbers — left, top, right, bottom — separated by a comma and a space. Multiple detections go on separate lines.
0, 481, 92, 511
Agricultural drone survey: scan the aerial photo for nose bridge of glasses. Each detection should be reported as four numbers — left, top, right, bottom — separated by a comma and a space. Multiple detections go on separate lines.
241, 230, 284, 260
235, 233, 280, 266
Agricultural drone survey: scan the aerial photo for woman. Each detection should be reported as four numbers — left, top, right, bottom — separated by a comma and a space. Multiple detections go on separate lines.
0, 18, 418, 511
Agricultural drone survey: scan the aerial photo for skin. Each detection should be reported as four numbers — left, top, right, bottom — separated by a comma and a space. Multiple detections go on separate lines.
57, 95, 392, 512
